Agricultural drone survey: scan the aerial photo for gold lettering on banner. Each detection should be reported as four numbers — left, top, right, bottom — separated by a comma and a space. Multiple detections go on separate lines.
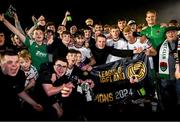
95, 93, 114, 103
98, 66, 125, 83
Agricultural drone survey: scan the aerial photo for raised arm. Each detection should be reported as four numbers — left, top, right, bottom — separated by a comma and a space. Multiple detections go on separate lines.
61, 11, 70, 26
0, 13, 26, 42
27, 15, 45, 39
13, 12, 26, 35
27, 15, 38, 39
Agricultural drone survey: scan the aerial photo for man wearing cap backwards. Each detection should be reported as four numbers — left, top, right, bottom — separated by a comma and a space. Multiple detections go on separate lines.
141, 9, 166, 49
156, 26, 179, 111
127, 20, 137, 33
127, 20, 142, 37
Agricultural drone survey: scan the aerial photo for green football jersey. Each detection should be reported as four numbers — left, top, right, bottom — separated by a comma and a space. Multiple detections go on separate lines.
141, 24, 166, 48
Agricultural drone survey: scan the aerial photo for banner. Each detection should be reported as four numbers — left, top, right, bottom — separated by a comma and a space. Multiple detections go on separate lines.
90, 53, 149, 104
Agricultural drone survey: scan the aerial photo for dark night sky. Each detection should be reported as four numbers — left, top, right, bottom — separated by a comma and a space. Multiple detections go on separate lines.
0, 0, 180, 29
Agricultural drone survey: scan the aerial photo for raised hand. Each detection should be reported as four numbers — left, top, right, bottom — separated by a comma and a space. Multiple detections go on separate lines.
12, 12, 18, 21
65, 11, 70, 17
32, 15, 38, 25
37, 15, 46, 26
61, 82, 75, 97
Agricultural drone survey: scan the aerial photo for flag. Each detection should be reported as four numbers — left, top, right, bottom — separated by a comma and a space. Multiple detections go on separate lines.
90, 53, 150, 104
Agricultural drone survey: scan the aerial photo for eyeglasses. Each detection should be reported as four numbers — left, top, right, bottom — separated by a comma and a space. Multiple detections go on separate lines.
55, 64, 67, 69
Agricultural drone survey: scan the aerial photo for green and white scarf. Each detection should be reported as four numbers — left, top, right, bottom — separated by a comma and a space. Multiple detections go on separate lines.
159, 40, 169, 79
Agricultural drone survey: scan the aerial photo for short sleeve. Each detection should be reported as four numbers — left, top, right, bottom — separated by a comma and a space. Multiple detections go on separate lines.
24, 36, 31, 48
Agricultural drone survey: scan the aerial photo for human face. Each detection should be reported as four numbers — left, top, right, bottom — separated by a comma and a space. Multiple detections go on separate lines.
57, 26, 66, 35
66, 53, 77, 66
84, 30, 92, 39
118, 21, 126, 31
62, 34, 71, 46
47, 25, 56, 32
104, 26, 110, 33
75, 36, 85, 47
110, 28, 120, 40
76, 53, 82, 64
95, 30, 102, 37
19, 57, 31, 71
33, 30, 44, 43
146, 12, 157, 26
0, 55, 20, 76
70, 25, 77, 34
166, 30, 177, 42
123, 31, 133, 42
45, 31, 54, 40
13, 35, 23, 47
0, 33, 5, 46
53, 60, 67, 77
130, 24, 137, 32
96, 36, 106, 49
94, 25, 103, 32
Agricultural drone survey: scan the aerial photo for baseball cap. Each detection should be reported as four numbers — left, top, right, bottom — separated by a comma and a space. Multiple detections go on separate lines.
127, 20, 136, 25
165, 26, 179, 33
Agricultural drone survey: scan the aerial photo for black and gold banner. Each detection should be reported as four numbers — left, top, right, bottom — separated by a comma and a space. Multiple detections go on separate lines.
90, 54, 148, 104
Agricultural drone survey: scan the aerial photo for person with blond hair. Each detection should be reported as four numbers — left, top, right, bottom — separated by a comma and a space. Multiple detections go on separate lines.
18, 49, 38, 92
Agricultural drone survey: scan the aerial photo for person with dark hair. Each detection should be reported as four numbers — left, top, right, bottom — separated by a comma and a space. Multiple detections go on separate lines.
83, 26, 95, 48
69, 30, 96, 70
0, 31, 8, 52
117, 17, 127, 32
117, 17, 127, 39
57, 24, 66, 39
0, 30, 20, 53
10, 33, 27, 52
47, 30, 71, 62
93, 23, 103, 40
0, 49, 43, 120
32, 57, 74, 120
62, 49, 94, 121
45, 21, 56, 33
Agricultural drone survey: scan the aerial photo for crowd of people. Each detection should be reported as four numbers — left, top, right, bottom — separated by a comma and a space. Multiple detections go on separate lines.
0, 8, 180, 120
